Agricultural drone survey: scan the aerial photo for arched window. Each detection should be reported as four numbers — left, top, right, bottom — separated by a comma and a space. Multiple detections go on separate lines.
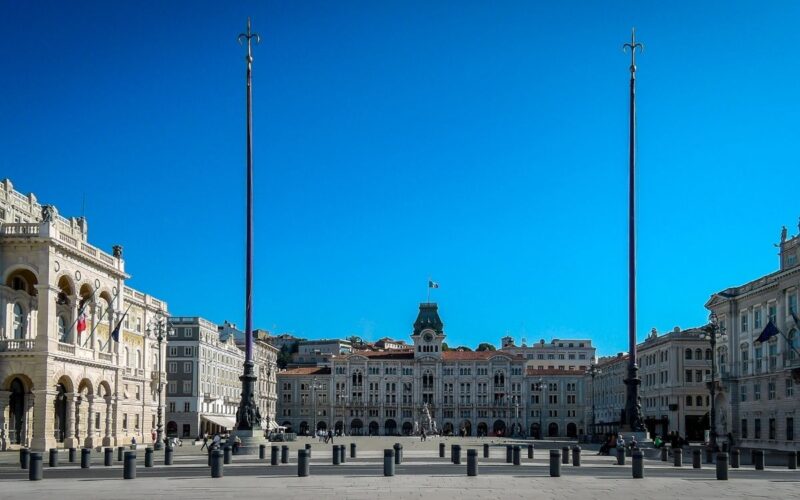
124, 347, 130, 367
685, 395, 693, 406
696, 395, 703, 407
685, 348, 692, 360
12, 303, 24, 339
695, 348, 703, 360
705, 349, 712, 360
136, 350, 142, 369
57, 316, 67, 343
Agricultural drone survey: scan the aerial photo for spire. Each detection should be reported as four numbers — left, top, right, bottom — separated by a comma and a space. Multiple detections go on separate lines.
413, 302, 444, 336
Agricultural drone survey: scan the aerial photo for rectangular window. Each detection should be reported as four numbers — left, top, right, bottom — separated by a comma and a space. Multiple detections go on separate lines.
768, 418, 776, 440
768, 381, 776, 400
182, 380, 192, 393
685, 370, 692, 383
741, 350, 749, 374
122, 414, 128, 431
788, 378, 794, 397
183, 346, 192, 356
740, 384, 747, 402
169, 346, 178, 356
183, 362, 192, 373
754, 418, 761, 439
754, 309, 762, 330
168, 362, 177, 373
790, 293, 798, 315
741, 419, 748, 439
168, 401, 176, 412
788, 418, 795, 441
741, 314, 748, 332
184, 402, 190, 412
754, 382, 761, 401
768, 303, 777, 325
134, 414, 140, 430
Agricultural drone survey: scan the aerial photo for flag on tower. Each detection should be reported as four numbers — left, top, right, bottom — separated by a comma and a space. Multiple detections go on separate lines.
428, 280, 439, 289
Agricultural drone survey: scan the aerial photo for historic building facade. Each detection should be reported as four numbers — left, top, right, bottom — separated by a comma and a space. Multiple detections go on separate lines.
277, 303, 587, 438
500, 337, 595, 371
0, 179, 167, 451
706, 226, 800, 451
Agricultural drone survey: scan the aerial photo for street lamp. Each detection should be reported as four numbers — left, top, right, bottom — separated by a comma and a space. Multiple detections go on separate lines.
537, 378, 548, 439
701, 312, 727, 452
513, 395, 520, 437
310, 377, 324, 436
146, 309, 172, 450
587, 362, 602, 439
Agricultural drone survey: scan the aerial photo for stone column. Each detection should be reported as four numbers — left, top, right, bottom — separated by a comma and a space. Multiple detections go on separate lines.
73, 395, 82, 443
31, 390, 57, 452
103, 396, 113, 446
64, 392, 77, 448
85, 395, 95, 448
72, 301, 80, 347
0, 391, 9, 451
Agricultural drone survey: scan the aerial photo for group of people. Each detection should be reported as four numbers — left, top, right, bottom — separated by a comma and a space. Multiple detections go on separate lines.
317, 429, 336, 443
597, 432, 639, 455
199, 432, 243, 453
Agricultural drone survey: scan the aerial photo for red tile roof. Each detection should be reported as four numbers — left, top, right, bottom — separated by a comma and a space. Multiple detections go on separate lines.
278, 367, 331, 376
526, 367, 587, 376
442, 351, 520, 361
345, 350, 415, 360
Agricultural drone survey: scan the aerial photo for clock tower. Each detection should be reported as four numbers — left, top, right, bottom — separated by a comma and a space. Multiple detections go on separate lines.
412, 302, 445, 359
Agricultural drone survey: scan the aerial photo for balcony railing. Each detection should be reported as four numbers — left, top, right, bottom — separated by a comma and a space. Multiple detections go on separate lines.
0, 338, 36, 352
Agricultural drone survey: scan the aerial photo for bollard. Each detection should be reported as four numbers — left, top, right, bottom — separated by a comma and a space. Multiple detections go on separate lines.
673, 448, 682, 467
339, 445, 346, 464
104, 447, 113, 466
207, 445, 214, 466
165, 446, 174, 466
117, 446, 124, 462
549, 449, 561, 477
562, 446, 569, 465
49, 448, 58, 467
632, 450, 644, 478
731, 448, 740, 468
332, 445, 341, 465
572, 446, 581, 466
661, 447, 668, 462
144, 447, 154, 467
716, 452, 729, 480
506, 445, 513, 463
223, 445, 232, 465
281, 445, 289, 464
484, 443, 490, 458
394, 443, 403, 464
81, 448, 91, 469
467, 448, 478, 476
271, 445, 279, 465
20, 448, 30, 469
693, 448, 702, 469
29, 452, 43, 481
616, 447, 625, 465
787, 451, 797, 470
69, 447, 77, 463
123, 451, 136, 479
384, 449, 395, 476
705, 447, 714, 464
211, 449, 224, 478
439, 442, 446, 458
453, 444, 462, 465
754, 450, 765, 470
259, 444, 266, 459
513, 445, 521, 466
350, 442, 357, 458
528, 443, 534, 459
298, 449, 310, 477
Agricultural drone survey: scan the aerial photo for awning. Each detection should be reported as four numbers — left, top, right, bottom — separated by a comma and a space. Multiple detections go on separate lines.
264, 420, 281, 431
201, 414, 237, 429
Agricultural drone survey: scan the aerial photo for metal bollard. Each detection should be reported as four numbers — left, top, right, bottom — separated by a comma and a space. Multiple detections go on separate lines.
513, 445, 521, 466
384, 449, 395, 476
123, 451, 136, 479
69, 447, 77, 463
506, 445, 513, 463
693, 448, 702, 469
20, 448, 30, 469
81, 448, 91, 469
332, 445, 341, 465
616, 447, 625, 465
716, 452, 729, 480
298, 449, 310, 477
705, 447, 714, 464
211, 449, 223, 478
259, 444, 266, 459
339, 445, 346, 464
223, 446, 232, 465
562, 446, 569, 464
144, 447, 154, 467
661, 447, 668, 462
453, 444, 462, 465
572, 445, 581, 466
305, 443, 312, 459
632, 450, 644, 478
29, 452, 43, 481
673, 448, 682, 467
104, 447, 113, 466
49, 448, 58, 467
394, 443, 402, 464
528, 443, 534, 459
165, 446, 173, 466
484, 443, 490, 458
787, 451, 798, 470
117, 446, 124, 462
350, 442, 357, 458
754, 450, 765, 470
549, 449, 561, 477
467, 448, 478, 476
439, 442, 446, 458
731, 449, 740, 468
281, 445, 289, 464
207, 445, 214, 466
271, 445, 279, 465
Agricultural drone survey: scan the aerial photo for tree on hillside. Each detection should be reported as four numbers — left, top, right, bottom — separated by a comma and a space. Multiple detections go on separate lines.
476, 342, 496, 352
453, 346, 473, 351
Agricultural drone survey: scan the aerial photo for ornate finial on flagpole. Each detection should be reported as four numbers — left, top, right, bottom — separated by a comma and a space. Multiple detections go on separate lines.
623, 27, 644, 77
238, 17, 261, 63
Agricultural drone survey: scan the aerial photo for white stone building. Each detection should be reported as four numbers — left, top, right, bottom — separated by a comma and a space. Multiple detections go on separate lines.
0, 178, 167, 451
500, 337, 595, 371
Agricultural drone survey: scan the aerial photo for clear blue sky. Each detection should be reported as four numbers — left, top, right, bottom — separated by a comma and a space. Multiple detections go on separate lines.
2, 1, 798, 356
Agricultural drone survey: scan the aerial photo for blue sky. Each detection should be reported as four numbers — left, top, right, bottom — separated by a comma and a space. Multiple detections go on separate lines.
2, 1, 798, 356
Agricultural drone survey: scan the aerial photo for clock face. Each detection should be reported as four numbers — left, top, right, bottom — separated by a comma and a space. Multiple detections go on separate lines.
423, 332, 433, 343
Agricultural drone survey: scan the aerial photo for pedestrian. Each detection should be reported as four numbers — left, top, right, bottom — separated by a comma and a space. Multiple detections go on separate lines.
201, 435, 209, 451
328, 429, 334, 444
131, 436, 137, 448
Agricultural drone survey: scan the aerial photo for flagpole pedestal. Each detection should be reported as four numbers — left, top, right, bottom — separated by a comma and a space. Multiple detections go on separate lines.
231, 430, 269, 455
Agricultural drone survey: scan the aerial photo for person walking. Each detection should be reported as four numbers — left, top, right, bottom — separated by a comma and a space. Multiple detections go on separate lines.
201, 434, 209, 451
328, 429, 334, 444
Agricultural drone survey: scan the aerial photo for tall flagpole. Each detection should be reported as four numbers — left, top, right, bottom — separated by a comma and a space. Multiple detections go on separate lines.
622, 28, 645, 433
236, 18, 262, 435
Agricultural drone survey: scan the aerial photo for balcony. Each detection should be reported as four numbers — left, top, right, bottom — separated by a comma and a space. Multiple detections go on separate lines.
0, 222, 119, 271
0, 338, 36, 352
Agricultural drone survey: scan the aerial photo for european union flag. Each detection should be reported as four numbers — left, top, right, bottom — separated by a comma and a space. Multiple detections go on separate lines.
111, 321, 122, 343
756, 320, 780, 343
